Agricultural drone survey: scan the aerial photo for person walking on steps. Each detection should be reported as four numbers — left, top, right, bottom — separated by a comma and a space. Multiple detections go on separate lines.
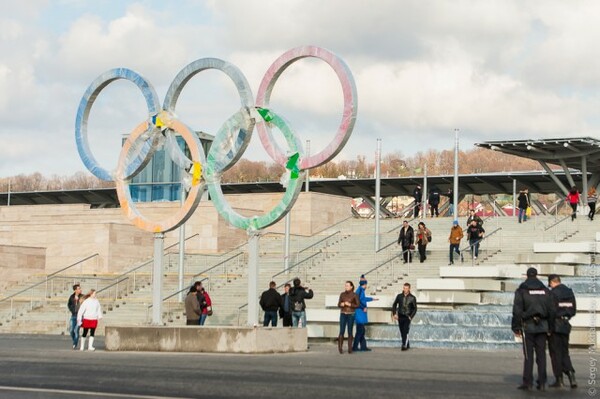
337, 281, 359, 354
547, 274, 578, 389
392, 283, 417, 351
353, 276, 378, 352
517, 188, 530, 223
415, 222, 431, 263
77, 289, 103, 351
466, 209, 483, 227
466, 219, 485, 260
429, 187, 441, 217
448, 220, 464, 265
397, 220, 414, 264
566, 186, 580, 221
413, 185, 422, 218
67, 284, 82, 349
511, 267, 554, 391
588, 187, 597, 221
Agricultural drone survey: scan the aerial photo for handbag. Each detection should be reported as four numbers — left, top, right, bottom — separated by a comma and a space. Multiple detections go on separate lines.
526, 206, 532, 217
206, 306, 213, 316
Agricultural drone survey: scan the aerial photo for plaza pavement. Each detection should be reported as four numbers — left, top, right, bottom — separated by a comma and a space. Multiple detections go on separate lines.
0, 334, 592, 398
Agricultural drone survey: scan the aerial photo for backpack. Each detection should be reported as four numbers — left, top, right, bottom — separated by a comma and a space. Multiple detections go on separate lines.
291, 288, 304, 312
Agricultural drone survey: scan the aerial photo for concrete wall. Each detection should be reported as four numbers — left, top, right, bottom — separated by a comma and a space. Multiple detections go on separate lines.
105, 326, 308, 353
0, 244, 46, 291
0, 192, 350, 279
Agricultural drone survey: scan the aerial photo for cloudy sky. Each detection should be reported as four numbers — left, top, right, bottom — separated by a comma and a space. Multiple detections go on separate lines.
1, 0, 599, 177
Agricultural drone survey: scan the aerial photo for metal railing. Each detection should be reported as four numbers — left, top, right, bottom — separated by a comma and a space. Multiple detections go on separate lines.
0, 254, 100, 322
459, 227, 503, 265
363, 250, 407, 293
187, 251, 246, 292
542, 212, 579, 242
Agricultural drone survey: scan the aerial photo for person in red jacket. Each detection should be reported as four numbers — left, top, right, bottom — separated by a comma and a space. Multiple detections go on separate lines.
566, 186, 580, 221
194, 281, 212, 326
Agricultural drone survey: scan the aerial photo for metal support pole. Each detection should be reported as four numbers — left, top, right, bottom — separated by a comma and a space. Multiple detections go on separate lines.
247, 232, 260, 326
305, 140, 310, 193
375, 138, 381, 251
284, 213, 291, 272
7, 179, 10, 206
539, 161, 570, 196
513, 179, 517, 218
582, 155, 588, 209
422, 164, 428, 219
152, 233, 164, 325
453, 129, 459, 222
177, 192, 186, 302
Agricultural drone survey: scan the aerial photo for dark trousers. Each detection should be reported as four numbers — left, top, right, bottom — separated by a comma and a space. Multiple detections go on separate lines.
398, 316, 411, 348
417, 243, 426, 262
570, 203, 577, 220
449, 244, 460, 263
469, 238, 480, 258
414, 204, 420, 218
589, 202, 596, 220
353, 323, 367, 350
401, 245, 412, 262
263, 311, 278, 327
522, 332, 547, 387
339, 313, 355, 336
282, 312, 292, 327
549, 333, 574, 378
430, 204, 439, 217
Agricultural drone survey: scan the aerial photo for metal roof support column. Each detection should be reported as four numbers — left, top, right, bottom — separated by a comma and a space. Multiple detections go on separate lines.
589, 173, 600, 191
539, 161, 570, 196
559, 159, 576, 189
582, 155, 588, 206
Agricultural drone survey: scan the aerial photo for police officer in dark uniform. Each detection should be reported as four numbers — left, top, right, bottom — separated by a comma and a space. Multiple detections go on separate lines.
547, 274, 578, 389
413, 185, 422, 218
511, 267, 555, 391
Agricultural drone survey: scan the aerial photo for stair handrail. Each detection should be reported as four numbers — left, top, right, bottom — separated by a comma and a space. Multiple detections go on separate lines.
385, 216, 418, 234
543, 214, 572, 231
0, 253, 99, 303
363, 251, 405, 278
188, 252, 246, 282
271, 249, 322, 280
147, 277, 209, 309
164, 233, 200, 252
459, 227, 503, 253
297, 230, 340, 257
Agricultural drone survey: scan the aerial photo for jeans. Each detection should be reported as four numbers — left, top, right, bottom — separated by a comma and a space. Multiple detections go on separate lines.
69, 315, 79, 346
449, 244, 460, 263
448, 204, 454, 216
263, 311, 278, 327
398, 316, 411, 348
469, 238, 480, 258
353, 323, 367, 350
518, 207, 527, 223
199, 314, 208, 326
292, 311, 306, 328
589, 202, 596, 220
401, 245, 412, 263
339, 313, 355, 336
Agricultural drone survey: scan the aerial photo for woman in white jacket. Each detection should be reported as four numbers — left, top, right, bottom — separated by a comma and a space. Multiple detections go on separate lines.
77, 289, 103, 351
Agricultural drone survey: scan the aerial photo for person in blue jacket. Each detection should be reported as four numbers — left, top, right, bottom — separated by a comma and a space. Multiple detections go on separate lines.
352, 275, 378, 351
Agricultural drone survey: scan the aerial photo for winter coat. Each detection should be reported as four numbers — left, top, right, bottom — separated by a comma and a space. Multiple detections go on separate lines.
415, 227, 431, 246
392, 293, 417, 319
260, 288, 283, 312
185, 292, 201, 321
77, 297, 102, 326
199, 290, 212, 315
566, 191, 580, 205
517, 192, 530, 210
448, 226, 464, 245
511, 278, 554, 334
67, 293, 81, 316
550, 283, 576, 335
397, 226, 414, 247
354, 285, 374, 324
289, 286, 314, 312
466, 224, 485, 241
338, 291, 359, 314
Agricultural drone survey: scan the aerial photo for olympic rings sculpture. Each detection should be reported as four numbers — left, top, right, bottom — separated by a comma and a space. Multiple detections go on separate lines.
75, 46, 357, 234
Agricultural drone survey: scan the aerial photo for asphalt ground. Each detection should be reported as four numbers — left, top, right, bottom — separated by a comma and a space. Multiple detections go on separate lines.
0, 334, 594, 398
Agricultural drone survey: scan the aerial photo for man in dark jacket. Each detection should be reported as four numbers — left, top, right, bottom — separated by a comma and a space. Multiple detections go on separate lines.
547, 274, 577, 389
289, 278, 313, 328
67, 284, 82, 349
413, 185, 422, 217
279, 283, 292, 327
429, 187, 441, 217
517, 188, 530, 223
392, 283, 417, 351
466, 220, 485, 260
260, 281, 283, 327
397, 220, 414, 263
511, 267, 555, 391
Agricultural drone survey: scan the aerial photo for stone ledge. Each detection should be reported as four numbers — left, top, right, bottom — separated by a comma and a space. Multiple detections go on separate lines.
105, 326, 307, 353
533, 242, 595, 254
417, 278, 502, 291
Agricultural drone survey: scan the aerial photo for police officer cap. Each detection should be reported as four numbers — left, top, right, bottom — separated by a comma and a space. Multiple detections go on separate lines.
526, 267, 538, 277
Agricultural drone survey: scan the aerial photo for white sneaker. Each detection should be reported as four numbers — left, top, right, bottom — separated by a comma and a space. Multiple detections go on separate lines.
474, 256, 477, 260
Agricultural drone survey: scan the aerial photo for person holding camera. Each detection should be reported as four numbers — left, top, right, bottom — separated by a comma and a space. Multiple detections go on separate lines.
289, 278, 313, 328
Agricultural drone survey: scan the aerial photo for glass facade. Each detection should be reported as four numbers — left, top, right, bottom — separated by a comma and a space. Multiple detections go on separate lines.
128, 133, 213, 203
